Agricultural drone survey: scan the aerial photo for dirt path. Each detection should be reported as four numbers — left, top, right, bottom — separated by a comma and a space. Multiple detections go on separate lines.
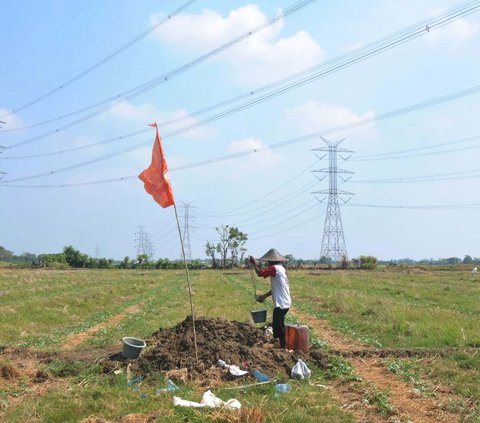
290, 308, 462, 423
62, 304, 142, 351
0, 303, 143, 417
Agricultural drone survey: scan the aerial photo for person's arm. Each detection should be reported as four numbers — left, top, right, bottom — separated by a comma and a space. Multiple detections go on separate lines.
249, 256, 275, 303
249, 256, 263, 276
249, 256, 276, 277
257, 289, 272, 303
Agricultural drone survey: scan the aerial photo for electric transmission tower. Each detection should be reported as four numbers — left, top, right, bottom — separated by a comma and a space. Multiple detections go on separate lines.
135, 226, 154, 259
178, 202, 195, 262
312, 137, 354, 262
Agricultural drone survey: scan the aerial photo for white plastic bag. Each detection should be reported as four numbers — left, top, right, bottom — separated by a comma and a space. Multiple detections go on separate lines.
202, 390, 241, 410
173, 390, 241, 410
228, 365, 248, 377
217, 359, 248, 376
291, 359, 311, 379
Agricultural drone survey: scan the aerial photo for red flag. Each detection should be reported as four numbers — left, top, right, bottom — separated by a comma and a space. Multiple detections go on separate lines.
139, 123, 175, 208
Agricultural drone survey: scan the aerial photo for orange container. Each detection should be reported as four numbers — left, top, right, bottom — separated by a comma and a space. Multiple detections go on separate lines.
285, 324, 309, 353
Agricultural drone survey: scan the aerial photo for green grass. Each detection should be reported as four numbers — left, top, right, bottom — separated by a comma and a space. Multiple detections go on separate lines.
293, 269, 480, 348
4, 364, 352, 423
1, 267, 479, 421
384, 358, 434, 396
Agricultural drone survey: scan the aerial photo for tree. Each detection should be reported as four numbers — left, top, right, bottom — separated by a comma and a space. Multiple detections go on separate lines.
205, 242, 217, 269
228, 226, 247, 267
0, 246, 14, 262
216, 225, 230, 268
136, 254, 150, 269
463, 255, 473, 264
98, 258, 114, 269
119, 256, 132, 269
319, 255, 333, 264
211, 225, 248, 268
19, 252, 37, 264
37, 253, 67, 268
63, 245, 88, 268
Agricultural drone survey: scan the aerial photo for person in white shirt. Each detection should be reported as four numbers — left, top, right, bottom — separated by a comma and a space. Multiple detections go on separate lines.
249, 248, 291, 348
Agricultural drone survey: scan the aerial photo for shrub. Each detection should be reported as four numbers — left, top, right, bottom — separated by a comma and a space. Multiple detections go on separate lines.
360, 255, 378, 269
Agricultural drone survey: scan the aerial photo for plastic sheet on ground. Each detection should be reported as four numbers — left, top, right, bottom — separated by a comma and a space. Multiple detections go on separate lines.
173, 390, 241, 410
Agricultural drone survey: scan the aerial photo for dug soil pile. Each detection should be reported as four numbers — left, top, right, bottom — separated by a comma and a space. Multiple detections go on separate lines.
136, 316, 319, 380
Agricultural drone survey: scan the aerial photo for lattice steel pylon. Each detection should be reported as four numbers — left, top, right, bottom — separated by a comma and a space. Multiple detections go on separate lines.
178, 202, 195, 262
135, 226, 154, 259
312, 137, 354, 263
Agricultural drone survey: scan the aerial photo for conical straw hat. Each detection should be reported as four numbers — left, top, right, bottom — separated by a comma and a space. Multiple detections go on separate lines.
257, 248, 287, 262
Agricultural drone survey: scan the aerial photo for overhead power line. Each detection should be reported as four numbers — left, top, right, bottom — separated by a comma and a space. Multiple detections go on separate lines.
1, 0, 317, 137
347, 202, 480, 210
2, 82, 480, 185
0, 0, 198, 121
197, 163, 317, 218
226, 188, 318, 227
248, 212, 322, 241
352, 168, 480, 184
3, 0, 479, 151
354, 135, 480, 161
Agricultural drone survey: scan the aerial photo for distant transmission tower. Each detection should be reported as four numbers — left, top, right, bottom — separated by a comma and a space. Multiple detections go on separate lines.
312, 137, 354, 262
135, 226, 154, 259
178, 202, 195, 262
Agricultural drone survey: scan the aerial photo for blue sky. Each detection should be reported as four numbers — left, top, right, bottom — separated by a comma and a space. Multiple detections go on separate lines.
1, 0, 479, 261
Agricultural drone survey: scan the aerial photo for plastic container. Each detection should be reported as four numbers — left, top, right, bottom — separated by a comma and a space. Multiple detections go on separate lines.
121, 336, 146, 359
285, 325, 309, 353
251, 309, 267, 323
275, 383, 292, 393
252, 369, 269, 382
156, 379, 179, 394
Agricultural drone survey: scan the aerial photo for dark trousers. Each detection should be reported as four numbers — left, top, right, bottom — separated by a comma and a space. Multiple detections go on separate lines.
272, 307, 289, 348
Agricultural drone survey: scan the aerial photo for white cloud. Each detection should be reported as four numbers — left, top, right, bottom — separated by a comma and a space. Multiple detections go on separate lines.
0, 108, 24, 130
151, 5, 278, 49
107, 100, 158, 123
149, 5, 325, 85
105, 100, 214, 139
228, 136, 283, 168
285, 101, 377, 140
425, 12, 479, 47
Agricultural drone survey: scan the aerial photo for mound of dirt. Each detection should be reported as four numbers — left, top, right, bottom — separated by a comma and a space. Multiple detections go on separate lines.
136, 316, 305, 380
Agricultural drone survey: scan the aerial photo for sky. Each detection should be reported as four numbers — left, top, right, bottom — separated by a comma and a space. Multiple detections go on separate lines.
1, 0, 480, 262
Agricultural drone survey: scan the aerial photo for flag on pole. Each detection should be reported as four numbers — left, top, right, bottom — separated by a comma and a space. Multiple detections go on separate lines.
139, 123, 175, 208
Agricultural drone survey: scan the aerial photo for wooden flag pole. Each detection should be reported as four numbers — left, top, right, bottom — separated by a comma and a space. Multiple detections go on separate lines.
173, 204, 199, 363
